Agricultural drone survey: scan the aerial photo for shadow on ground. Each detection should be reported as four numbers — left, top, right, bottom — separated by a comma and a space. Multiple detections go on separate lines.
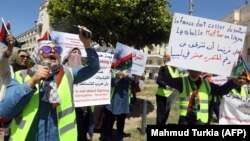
127, 98, 154, 118
98, 129, 132, 141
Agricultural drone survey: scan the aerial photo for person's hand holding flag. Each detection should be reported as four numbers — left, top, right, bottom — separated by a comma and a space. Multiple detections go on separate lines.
0, 18, 25, 48
3, 34, 15, 58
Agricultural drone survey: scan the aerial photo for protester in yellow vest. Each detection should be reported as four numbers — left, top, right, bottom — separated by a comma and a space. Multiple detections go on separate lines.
204, 73, 222, 124
229, 74, 249, 97
63, 47, 94, 141
0, 27, 100, 141
155, 65, 180, 125
161, 54, 247, 125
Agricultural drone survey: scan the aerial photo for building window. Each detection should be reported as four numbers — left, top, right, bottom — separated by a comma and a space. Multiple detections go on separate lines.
158, 60, 162, 65
147, 59, 153, 64
148, 51, 151, 54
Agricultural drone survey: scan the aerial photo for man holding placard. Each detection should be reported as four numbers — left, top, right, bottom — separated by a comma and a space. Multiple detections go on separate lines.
161, 54, 248, 125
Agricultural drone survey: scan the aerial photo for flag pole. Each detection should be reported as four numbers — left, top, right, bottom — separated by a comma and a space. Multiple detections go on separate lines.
1, 17, 10, 34
47, 31, 49, 41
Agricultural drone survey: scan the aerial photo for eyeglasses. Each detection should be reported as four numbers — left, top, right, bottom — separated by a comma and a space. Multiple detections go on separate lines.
41, 46, 62, 54
19, 55, 30, 59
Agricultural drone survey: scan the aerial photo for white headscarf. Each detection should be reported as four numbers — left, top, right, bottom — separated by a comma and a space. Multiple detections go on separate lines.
31, 40, 60, 65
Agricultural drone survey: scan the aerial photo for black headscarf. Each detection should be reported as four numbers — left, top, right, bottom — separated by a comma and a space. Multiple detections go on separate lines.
9, 50, 29, 72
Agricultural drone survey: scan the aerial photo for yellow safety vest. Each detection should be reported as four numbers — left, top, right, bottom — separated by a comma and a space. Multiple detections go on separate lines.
10, 66, 77, 141
231, 87, 248, 97
110, 69, 116, 99
156, 66, 180, 97
179, 77, 211, 123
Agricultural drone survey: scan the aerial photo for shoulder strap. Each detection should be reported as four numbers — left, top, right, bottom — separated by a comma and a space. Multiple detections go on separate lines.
63, 66, 74, 95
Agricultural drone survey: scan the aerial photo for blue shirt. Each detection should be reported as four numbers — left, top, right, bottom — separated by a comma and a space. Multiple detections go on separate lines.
106, 76, 131, 115
0, 48, 100, 141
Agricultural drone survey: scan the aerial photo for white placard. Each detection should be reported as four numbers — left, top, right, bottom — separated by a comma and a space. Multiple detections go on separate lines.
167, 13, 247, 77
73, 52, 113, 107
115, 42, 147, 76
219, 94, 250, 125
51, 31, 87, 59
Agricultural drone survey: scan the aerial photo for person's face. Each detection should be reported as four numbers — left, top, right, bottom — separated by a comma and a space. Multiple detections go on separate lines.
39, 43, 62, 67
71, 48, 81, 55
237, 72, 248, 86
18, 51, 29, 66
188, 70, 201, 81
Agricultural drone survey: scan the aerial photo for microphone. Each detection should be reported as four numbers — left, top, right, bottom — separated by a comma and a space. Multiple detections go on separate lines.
41, 59, 51, 69
40, 59, 51, 83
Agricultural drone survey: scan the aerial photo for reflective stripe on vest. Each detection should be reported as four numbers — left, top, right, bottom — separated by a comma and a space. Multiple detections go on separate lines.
10, 66, 77, 141
110, 69, 116, 99
90, 106, 95, 112
230, 87, 248, 97
156, 66, 180, 97
179, 77, 211, 123
110, 87, 115, 99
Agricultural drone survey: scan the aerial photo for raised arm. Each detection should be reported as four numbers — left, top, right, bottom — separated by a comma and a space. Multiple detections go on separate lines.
73, 26, 100, 84
161, 54, 183, 92
210, 71, 247, 96
0, 34, 15, 101
0, 65, 51, 118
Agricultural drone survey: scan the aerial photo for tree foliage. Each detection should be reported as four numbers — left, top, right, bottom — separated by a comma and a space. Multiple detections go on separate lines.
48, 0, 172, 49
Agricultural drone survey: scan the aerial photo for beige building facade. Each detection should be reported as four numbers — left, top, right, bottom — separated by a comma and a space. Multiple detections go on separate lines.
221, 3, 250, 64
16, 0, 49, 53
143, 44, 166, 79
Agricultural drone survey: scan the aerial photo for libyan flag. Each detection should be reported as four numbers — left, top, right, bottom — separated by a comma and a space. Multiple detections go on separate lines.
0, 22, 25, 48
112, 53, 133, 71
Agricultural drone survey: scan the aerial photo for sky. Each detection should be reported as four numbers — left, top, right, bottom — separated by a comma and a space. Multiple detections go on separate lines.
0, 0, 43, 36
169, 0, 247, 20
0, 0, 248, 37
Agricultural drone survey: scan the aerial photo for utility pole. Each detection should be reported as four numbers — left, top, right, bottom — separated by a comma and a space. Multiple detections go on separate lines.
189, 0, 194, 15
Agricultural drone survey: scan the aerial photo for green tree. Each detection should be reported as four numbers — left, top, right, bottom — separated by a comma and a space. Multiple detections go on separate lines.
48, 0, 172, 49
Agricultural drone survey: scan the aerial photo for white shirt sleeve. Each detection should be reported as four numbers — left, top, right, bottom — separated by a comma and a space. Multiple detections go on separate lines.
0, 51, 12, 101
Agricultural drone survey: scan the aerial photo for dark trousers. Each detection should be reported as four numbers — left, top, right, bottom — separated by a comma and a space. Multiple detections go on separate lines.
131, 92, 137, 103
156, 95, 171, 125
208, 101, 220, 124
76, 107, 94, 141
102, 108, 127, 141
178, 116, 205, 125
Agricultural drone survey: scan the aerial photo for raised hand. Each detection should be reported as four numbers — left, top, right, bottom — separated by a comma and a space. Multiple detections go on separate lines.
163, 53, 171, 64
3, 34, 15, 58
78, 26, 92, 48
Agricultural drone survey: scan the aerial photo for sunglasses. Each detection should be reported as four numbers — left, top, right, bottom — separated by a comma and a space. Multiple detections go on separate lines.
41, 46, 62, 54
19, 55, 30, 59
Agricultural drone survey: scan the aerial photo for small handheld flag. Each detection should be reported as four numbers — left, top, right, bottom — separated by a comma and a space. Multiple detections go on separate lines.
0, 17, 25, 48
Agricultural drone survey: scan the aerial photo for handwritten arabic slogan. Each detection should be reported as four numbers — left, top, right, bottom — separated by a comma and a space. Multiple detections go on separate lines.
73, 52, 114, 107
167, 13, 247, 76
115, 42, 148, 76
219, 93, 250, 125
51, 31, 87, 59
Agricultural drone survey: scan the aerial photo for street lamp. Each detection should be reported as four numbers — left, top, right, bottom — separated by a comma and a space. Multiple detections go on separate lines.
189, 0, 194, 15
